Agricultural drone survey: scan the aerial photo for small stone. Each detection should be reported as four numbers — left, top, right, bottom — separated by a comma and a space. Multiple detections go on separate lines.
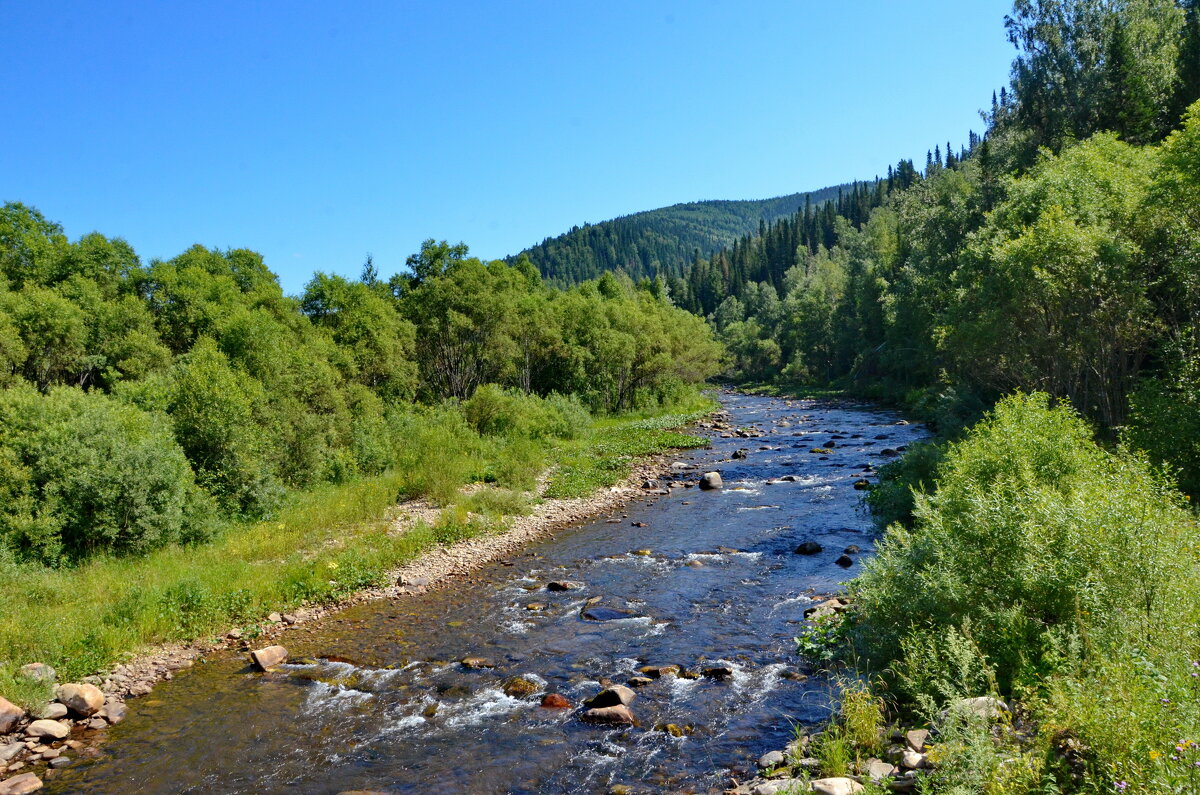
853, 479, 871, 490
267, 612, 282, 623
282, 614, 299, 625
751, 780, 807, 795
581, 607, 637, 621
900, 750, 926, 770
657, 723, 685, 737
227, 628, 242, 639
546, 581, 583, 592
524, 602, 547, 611
36, 704, 66, 721
249, 645, 289, 671
539, 693, 571, 709
835, 554, 854, 568
627, 676, 654, 688
397, 575, 430, 588
732, 449, 748, 460
758, 750, 785, 768
128, 682, 153, 697
580, 704, 636, 725
86, 718, 107, 730
866, 758, 899, 781
24, 721, 68, 741
0, 698, 24, 735
699, 472, 723, 490
904, 728, 929, 752
844, 545, 861, 554
0, 772, 43, 794
637, 665, 680, 678
0, 744, 22, 763
584, 685, 635, 709
794, 540, 823, 555
460, 656, 495, 669
47, 757, 70, 770
686, 560, 704, 568
702, 665, 734, 680
99, 702, 127, 725
56, 683, 104, 717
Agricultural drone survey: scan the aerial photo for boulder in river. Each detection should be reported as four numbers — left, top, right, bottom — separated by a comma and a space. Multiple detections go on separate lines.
731, 449, 748, 460
249, 645, 289, 671
546, 581, 583, 592
539, 693, 571, 709
835, 554, 854, 568
580, 704, 636, 726
637, 664, 679, 678
853, 479, 871, 490
699, 472, 723, 490
0, 697, 24, 734
501, 676, 541, 698
583, 685, 635, 709
99, 701, 127, 725
56, 683, 104, 717
794, 540, 822, 555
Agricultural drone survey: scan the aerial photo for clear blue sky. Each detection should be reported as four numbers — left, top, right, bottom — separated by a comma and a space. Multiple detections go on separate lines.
2, 1, 1015, 294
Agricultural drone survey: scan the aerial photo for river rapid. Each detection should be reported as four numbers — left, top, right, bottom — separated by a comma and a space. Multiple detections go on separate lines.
51, 392, 926, 794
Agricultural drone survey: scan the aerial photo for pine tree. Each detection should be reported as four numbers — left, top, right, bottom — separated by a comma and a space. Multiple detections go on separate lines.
1103, 17, 1156, 144
1172, 0, 1200, 126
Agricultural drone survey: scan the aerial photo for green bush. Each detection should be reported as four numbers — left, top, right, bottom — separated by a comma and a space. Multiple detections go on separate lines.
1125, 377, 1200, 499
865, 439, 946, 529
0, 384, 215, 564
849, 392, 1200, 790
389, 405, 480, 505
462, 384, 591, 440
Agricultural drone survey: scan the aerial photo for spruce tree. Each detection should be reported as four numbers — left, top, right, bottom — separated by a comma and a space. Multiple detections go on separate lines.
1103, 17, 1156, 144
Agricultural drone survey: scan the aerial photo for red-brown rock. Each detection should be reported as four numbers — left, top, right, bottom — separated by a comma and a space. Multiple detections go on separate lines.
539, 693, 571, 709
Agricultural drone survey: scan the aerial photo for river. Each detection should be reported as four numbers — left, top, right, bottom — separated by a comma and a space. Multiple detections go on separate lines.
51, 392, 926, 794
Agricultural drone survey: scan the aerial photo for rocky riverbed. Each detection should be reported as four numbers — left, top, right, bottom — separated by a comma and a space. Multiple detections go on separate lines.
25, 392, 927, 794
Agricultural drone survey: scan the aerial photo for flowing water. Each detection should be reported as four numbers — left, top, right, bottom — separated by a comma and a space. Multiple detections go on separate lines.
51, 392, 926, 794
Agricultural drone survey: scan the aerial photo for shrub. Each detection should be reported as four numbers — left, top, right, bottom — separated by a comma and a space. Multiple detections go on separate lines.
389, 405, 480, 505
462, 384, 591, 440
0, 384, 214, 564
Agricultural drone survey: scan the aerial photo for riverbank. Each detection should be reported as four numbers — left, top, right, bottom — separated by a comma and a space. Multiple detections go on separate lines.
0, 400, 728, 786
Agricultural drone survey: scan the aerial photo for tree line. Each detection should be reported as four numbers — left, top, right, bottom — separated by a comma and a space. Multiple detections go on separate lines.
698, 0, 1200, 496
0, 217, 721, 565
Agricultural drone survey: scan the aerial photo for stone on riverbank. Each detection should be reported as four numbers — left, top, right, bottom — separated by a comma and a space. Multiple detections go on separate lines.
36, 703, 67, 720
812, 778, 864, 795
56, 683, 104, 717
249, 645, 289, 671
18, 664, 55, 684
0, 698, 23, 734
24, 720, 68, 741
99, 701, 127, 725
699, 472, 723, 490
0, 773, 43, 795
758, 750, 785, 768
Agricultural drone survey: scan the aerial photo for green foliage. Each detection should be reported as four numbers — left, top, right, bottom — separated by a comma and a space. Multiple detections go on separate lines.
0, 384, 214, 564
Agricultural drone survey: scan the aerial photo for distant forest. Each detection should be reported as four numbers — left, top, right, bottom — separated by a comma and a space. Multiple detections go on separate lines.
510, 184, 853, 285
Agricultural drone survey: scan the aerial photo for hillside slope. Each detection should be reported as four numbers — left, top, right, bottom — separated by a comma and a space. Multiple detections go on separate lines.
513, 183, 854, 285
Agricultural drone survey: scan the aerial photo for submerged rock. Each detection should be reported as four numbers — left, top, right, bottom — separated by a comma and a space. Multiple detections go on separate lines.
581, 607, 638, 622
0, 773, 44, 795
501, 676, 541, 698
580, 704, 636, 726
794, 540, 823, 555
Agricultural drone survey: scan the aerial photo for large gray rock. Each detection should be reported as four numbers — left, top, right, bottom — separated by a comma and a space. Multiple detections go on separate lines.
758, 749, 785, 769
56, 683, 104, 717
0, 773, 44, 795
249, 645, 289, 671
0, 743, 23, 762
947, 695, 1009, 722
25, 720, 69, 740
0, 697, 23, 734
36, 703, 67, 721
750, 780, 808, 795
699, 472, 723, 490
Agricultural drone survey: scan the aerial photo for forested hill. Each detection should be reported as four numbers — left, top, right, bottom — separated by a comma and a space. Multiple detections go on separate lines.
511, 183, 854, 285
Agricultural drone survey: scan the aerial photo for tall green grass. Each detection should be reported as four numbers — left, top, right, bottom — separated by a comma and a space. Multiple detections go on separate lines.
0, 390, 714, 709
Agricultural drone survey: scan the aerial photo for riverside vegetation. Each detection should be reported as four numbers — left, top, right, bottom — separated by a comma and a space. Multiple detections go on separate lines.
0, 218, 722, 715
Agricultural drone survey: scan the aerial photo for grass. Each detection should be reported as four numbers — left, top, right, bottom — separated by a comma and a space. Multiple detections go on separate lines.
0, 396, 715, 709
